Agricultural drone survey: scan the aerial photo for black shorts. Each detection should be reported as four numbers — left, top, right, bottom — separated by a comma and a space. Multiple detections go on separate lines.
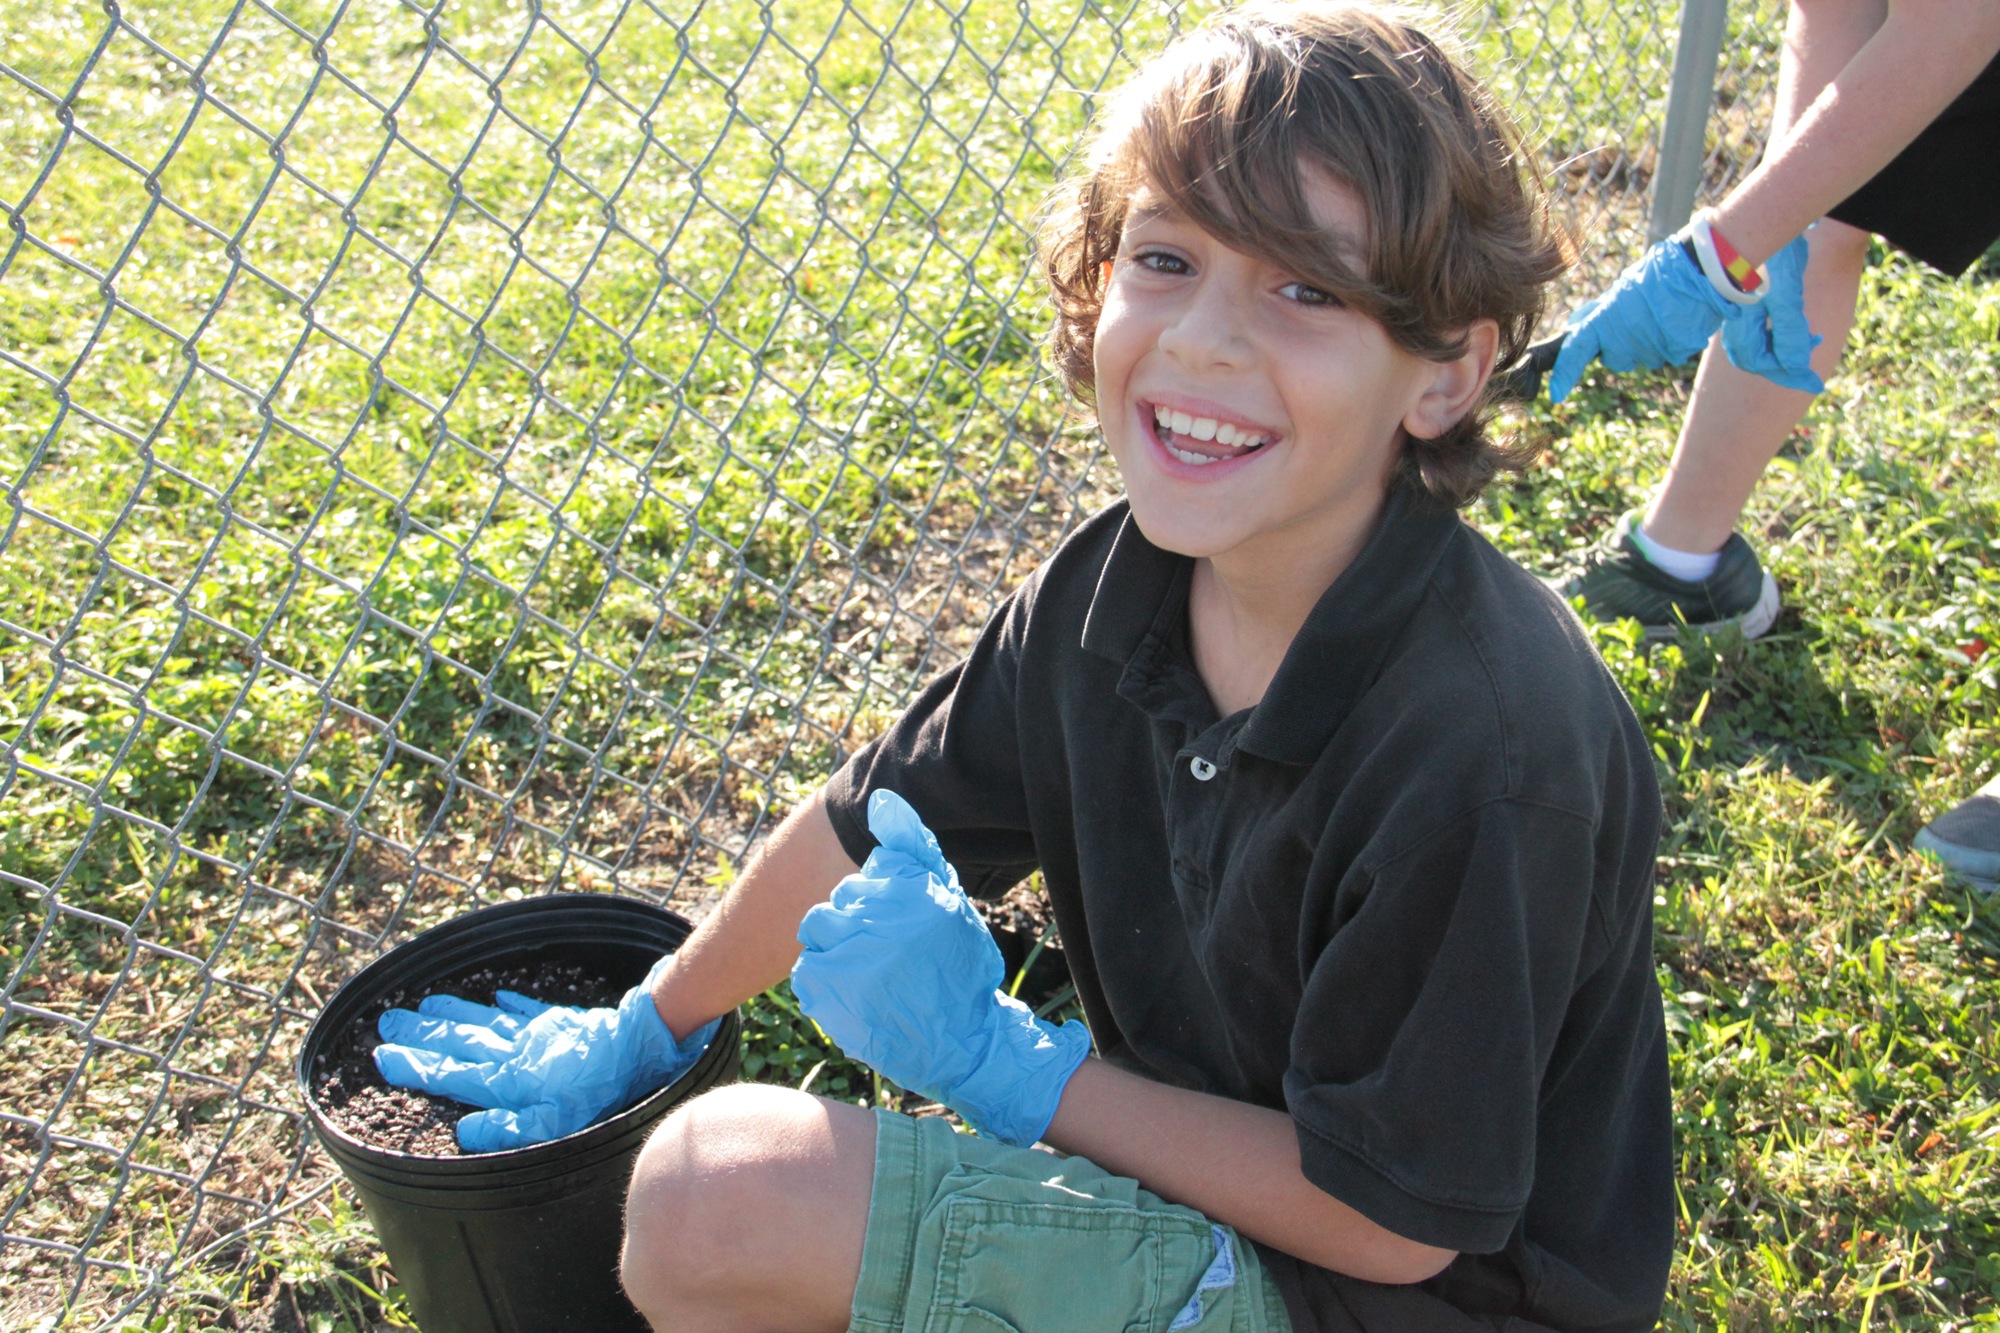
1827, 51, 2000, 276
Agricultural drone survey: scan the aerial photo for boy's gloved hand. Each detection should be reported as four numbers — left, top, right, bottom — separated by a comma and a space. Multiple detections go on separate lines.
791, 789, 1090, 1147
1547, 230, 1822, 402
373, 954, 721, 1153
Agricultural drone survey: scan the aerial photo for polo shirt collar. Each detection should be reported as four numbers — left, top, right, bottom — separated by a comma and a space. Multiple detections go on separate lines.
1079, 484, 1464, 764
1079, 502, 1185, 664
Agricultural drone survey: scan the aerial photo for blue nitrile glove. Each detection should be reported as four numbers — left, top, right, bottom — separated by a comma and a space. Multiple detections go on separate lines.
1719, 232, 1822, 394
791, 790, 1091, 1147
1548, 230, 1822, 402
373, 954, 721, 1153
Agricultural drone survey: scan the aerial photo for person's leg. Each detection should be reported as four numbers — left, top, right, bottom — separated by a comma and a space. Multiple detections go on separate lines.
621, 1083, 875, 1333
1554, 225, 1856, 639
1559, 0, 1891, 637
1638, 218, 1869, 556
1637, 0, 1884, 558
622, 1082, 1294, 1333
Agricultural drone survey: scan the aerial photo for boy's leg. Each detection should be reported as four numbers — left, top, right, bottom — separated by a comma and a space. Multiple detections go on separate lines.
622, 1083, 875, 1333
623, 1082, 1292, 1333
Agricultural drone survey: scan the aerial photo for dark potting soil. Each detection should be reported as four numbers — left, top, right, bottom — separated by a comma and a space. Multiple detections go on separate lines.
310, 959, 624, 1157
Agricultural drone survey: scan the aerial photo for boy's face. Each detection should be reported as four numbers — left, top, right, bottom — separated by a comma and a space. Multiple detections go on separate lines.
1094, 173, 1450, 574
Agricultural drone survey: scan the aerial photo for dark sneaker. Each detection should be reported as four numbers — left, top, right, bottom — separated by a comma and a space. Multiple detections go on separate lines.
1552, 511, 1780, 640
1914, 773, 2000, 892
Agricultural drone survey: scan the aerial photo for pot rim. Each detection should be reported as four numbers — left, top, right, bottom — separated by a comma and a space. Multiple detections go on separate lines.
297, 893, 734, 1176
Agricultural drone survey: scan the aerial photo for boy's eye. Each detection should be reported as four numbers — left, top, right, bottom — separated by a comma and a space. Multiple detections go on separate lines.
1280, 281, 1341, 308
1130, 249, 1189, 276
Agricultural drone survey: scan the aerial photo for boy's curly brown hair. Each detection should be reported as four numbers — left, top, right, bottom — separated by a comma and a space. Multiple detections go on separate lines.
1039, 1, 1569, 508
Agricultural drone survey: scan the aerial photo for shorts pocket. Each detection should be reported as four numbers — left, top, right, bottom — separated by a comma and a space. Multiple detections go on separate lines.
934, 1306, 1025, 1333
921, 1192, 1217, 1333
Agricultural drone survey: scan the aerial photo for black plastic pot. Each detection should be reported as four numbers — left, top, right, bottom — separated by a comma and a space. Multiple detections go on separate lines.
298, 894, 741, 1333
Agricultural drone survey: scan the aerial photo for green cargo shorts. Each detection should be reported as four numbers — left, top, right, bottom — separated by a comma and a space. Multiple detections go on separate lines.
847, 1109, 1292, 1333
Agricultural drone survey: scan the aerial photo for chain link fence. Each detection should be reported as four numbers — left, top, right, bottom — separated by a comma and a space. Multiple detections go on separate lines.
1, 0, 1781, 1325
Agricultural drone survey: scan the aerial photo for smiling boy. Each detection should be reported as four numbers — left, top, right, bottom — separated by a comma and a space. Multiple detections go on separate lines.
377, 5, 1673, 1330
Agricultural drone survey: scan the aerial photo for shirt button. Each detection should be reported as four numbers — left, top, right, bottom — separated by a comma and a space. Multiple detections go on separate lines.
1189, 756, 1217, 781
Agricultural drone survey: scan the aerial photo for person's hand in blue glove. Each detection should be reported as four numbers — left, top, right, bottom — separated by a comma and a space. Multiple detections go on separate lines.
791, 789, 1091, 1147
373, 954, 721, 1153
1547, 225, 1822, 402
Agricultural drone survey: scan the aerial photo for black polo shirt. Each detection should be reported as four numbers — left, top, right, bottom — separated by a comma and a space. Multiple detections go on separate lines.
823, 484, 1673, 1333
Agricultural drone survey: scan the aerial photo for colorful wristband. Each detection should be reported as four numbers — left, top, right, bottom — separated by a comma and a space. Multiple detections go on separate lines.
1684, 213, 1767, 306
1708, 224, 1763, 294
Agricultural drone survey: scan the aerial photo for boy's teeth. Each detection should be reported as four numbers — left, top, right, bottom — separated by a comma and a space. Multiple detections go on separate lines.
1150, 404, 1268, 456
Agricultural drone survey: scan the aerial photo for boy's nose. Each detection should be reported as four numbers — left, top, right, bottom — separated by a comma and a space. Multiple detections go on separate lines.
1158, 280, 1252, 370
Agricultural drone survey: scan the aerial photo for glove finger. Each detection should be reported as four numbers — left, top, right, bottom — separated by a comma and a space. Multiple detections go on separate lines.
825, 869, 890, 913
493, 990, 554, 1020
1751, 233, 1820, 384
372, 1043, 509, 1108
377, 1007, 520, 1062
1755, 361, 1826, 394
864, 789, 956, 887
1722, 311, 1824, 394
797, 896, 876, 952
1766, 233, 1813, 290
1765, 304, 1822, 381
789, 956, 879, 1062
1546, 328, 1597, 404
863, 845, 948, 891
455, 1103, 575, 1153
415, 994, 512, 1028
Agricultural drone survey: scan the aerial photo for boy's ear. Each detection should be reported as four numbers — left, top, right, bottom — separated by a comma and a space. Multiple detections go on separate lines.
1403, 319, 1500, 441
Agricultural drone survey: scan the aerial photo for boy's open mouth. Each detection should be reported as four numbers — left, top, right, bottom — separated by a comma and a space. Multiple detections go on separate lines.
1149, 403, 1271, 467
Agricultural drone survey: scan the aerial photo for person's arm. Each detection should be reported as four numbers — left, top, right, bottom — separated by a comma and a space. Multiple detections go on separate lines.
649, 790, 859, 1041
367, 807, 854, 1152
1044, 1058, 1457, 1285
1547, 0, 2000, 401
789, 793, 1461, 1288
1716, 0, 2000, 265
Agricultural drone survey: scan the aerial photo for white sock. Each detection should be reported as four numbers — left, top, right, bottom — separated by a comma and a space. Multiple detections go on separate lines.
1629, 524, 1721, 582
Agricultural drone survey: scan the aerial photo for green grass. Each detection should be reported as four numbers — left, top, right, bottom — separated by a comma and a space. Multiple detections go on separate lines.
1, 0, 1143, 1322
0, 0, 1128, 938
13, 0, 1997, 1330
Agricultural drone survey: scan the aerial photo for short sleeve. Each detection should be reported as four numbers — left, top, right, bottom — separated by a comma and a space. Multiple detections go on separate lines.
1283, 799, 1607, 1254
822, 583, 1042, 898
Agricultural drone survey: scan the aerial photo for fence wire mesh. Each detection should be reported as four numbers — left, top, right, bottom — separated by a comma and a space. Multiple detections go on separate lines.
1, 0, 1780, 1325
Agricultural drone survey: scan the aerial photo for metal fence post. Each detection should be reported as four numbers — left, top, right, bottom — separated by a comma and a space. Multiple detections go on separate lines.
1649, 0, 1730, 242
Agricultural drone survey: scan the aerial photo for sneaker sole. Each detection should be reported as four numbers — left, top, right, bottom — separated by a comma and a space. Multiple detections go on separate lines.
1913, 828, 2000, 886
1637, 572, 1780, 643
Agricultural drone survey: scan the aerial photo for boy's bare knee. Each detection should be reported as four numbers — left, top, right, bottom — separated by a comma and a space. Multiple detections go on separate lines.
621, 1084, 860, 1319
623, 1085, 778, 1307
